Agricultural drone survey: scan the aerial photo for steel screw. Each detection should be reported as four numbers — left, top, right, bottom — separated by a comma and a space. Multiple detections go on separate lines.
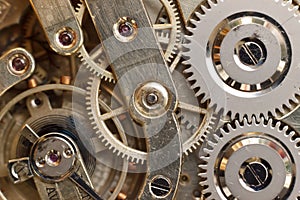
240, 161, 272, 191
237, 39, 267, 67
57, 28, 76, 48
150, 176, 172, 198
59, 30, 74, 46
119, 22, 134, 37
36, 157, 45, 168
13, 162, 30, 177
64, 148, 73, 158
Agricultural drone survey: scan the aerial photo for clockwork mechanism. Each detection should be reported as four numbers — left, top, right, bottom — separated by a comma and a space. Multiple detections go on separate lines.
0, 0, 299, 199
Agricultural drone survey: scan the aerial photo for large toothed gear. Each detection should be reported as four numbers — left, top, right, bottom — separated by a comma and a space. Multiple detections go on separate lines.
199, 117, 300, 199
184, 0, 300, 120
85, 70, 214, 163
83, 44, 214, 163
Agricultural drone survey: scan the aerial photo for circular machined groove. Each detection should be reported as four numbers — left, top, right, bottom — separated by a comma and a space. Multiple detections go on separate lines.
199, 118, 300, 199
210, 12, 291, 93
184, 0, 300, 118
149, 176, 172, 198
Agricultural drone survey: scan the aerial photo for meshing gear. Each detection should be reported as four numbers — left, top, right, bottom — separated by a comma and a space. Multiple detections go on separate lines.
199, 117, 300, 199
85, 69, 214, 163
83, 44, 213, 163
75, 0, 181, 81
183, 0, 300, 120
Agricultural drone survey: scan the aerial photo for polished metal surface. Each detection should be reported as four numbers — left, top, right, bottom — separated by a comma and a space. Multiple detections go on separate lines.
0, 0, 299, 199
184, 0, 300, 120
0, 48, 35, 96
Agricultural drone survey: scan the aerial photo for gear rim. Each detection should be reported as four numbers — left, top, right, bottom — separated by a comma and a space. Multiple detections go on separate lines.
199, 117, 300, 199
85, 64, 214, 163
75, 0, 182, 81
183, 0, 300, 119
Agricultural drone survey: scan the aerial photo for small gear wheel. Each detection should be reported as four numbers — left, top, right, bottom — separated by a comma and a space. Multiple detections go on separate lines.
199, 117, 300, 199
183, 0, 300, 120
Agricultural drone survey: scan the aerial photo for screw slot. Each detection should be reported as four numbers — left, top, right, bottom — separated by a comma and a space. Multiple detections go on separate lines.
235, 38, 267, 69
149, 176, 172, 198
12, 162, 30, 177
239, 158, 272, 191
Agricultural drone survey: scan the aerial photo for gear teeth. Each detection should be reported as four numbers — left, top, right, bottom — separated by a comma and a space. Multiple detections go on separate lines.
200, 155, 210, 163
274, 120, 282, 132
207, 0, 217, 7
189, 18, 199, 27
180, 102, 215, 155
200, 5, 210, 14
182, 60, 191, 66
154, 0, 182, 62
77, 47, 115, 83
198, 163, 207, 170
195, 10, 206, 20
183, 0, 300, 119
295, 136, 300, 143
199, 116, 300, 198
213, 133, 220, 141
288, 130, 296, 140
85, 76, 147, 164
199, 179, 208, 188
207, 139, 217, 147
184, 73, 210, 103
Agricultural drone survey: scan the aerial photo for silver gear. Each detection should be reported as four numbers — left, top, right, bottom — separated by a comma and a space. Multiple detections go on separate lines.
183, 0, 300, 120
75, 0, 181, 81
85, 47, 214, 163
200, 117, 300, 199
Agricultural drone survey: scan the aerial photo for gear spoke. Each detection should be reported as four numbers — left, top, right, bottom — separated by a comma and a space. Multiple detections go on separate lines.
75, 0, 182, 79
178, 101, 208, 115
99, 107, 128, 121
153, 23, 173, 30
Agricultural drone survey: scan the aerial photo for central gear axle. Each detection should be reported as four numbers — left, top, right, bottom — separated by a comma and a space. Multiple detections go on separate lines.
199, 117, 300, 199
184, 0, 300, 120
